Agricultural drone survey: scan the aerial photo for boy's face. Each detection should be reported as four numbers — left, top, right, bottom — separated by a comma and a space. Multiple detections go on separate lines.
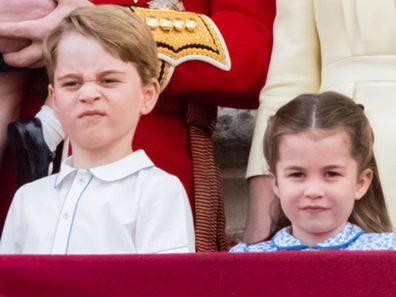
49, 32, 158, 157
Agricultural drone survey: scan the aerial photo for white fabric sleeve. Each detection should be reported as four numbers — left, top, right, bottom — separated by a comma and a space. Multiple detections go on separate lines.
0, 190, 23, 254
35, 105, 65, 152
246, 0, 321, 178
135, 174, 195, 254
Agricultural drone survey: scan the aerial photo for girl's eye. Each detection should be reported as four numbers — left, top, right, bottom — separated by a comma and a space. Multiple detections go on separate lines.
325, 171, 341, 177
289, 172, 304, 179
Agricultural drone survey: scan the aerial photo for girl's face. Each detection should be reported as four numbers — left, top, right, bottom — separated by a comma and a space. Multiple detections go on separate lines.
272, 129, 372, 246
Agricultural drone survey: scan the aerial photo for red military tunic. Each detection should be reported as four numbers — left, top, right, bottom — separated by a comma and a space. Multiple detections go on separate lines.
0, 0, 275, 251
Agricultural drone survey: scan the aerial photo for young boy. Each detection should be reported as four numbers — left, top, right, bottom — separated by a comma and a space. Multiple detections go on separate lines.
0, 5, 195, 254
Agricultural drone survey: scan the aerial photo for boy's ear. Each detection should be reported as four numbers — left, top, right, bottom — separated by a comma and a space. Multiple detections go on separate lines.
47, 84, 58, 115
140, 79, 160, 115
355, 168, 373, 200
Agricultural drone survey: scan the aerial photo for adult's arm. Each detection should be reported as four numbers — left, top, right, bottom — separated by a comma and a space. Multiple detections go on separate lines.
246, 0, 320, 178
243, 175, 274, 243
162, 0, 276, 109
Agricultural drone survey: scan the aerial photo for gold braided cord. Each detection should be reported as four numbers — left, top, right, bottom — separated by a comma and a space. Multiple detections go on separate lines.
157, 60, 173, 90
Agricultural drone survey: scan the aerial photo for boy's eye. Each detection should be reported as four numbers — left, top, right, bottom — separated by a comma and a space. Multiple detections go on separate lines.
100, 78, 119, 85
62, 81, 80, 87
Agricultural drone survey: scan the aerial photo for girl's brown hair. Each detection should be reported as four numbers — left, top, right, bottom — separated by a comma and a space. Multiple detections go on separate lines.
44, 5, 158, 85
264, 92, 393, 235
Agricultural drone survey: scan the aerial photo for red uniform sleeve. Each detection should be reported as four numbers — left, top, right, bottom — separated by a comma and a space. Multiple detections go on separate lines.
162, 0, 276, 109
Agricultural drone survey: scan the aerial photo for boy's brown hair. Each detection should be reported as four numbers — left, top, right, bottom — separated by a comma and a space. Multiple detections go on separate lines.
44, 5, 158, 85
264, 92, 393, 236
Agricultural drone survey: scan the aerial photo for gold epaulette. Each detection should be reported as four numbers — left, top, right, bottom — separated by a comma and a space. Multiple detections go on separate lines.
133, 7, 231, 90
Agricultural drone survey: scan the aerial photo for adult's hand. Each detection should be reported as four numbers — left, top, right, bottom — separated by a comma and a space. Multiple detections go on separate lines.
0, 0, 93, 68
0, 0, 56, 54
0, 0, 56, 22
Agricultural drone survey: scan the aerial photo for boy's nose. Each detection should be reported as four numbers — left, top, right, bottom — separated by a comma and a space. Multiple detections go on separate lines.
304, 179, 325, 199
78, 83, 101, 103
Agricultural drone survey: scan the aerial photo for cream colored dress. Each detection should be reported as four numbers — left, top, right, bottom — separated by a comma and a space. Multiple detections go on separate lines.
248, 0, 396, 223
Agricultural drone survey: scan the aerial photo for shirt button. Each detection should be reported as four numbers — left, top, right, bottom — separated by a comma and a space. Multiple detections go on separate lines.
79, 178, 85, 183
63, 213, 70, 219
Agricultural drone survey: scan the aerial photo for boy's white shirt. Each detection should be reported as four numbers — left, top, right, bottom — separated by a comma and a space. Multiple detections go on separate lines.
0, 150, 195, 254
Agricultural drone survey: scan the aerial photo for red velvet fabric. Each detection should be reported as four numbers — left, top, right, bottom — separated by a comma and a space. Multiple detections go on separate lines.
0, 252, 395, 297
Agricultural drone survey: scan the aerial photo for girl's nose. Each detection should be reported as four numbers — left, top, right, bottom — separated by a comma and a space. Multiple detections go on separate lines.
78, 83, 100, 103
304, 179, 325, 199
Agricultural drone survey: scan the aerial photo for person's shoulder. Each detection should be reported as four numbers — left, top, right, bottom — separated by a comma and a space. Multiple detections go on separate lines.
12, 174, 58, 204
350, 232, 396, 250
137, 166, 187, 202
229, 239, 277, 253
139, 165, 183, 189
16, 174, 58, 194
131, 151, 187, 201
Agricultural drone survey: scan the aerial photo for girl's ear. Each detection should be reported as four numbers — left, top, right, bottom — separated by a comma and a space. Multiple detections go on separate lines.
140, 78, 160, 115
355, 168, 373, 200
271, 173, 280, 199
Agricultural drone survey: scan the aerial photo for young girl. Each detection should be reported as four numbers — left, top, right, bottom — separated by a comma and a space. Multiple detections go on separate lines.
232, 92, 396, 252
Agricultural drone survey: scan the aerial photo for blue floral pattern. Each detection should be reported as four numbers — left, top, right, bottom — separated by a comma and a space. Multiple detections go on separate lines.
230, 223, 396, 252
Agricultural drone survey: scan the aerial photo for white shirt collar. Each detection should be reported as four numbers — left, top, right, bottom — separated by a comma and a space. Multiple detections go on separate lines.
55, 150, 154, 187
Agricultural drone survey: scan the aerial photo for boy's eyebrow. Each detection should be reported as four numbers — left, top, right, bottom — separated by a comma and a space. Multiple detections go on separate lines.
56, 73, 80, 81
98, 70, 127, 76
56, 70, 126, 81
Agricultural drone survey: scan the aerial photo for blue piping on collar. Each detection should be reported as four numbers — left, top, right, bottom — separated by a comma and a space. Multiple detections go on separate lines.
274, 230, 365, 251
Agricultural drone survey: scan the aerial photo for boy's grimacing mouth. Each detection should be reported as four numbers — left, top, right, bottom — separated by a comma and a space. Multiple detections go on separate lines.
78, 109, 106, 119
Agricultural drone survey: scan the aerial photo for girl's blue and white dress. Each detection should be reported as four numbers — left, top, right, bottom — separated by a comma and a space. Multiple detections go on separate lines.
230, 223, 396, 252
